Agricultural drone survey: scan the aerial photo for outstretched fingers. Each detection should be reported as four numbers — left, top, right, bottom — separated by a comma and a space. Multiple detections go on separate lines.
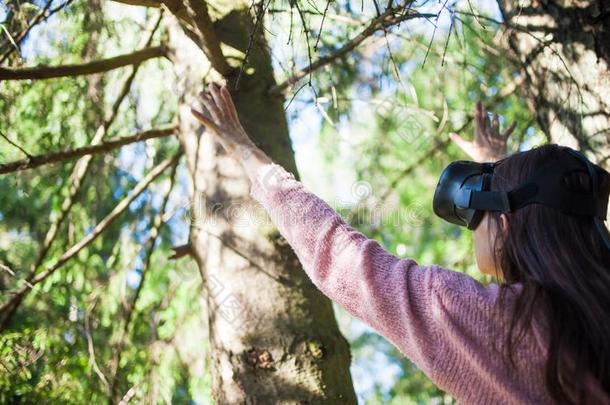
199, 91, 222, 123
220, 85, 240, 123
475, 101, 485, 139
483, 110, 492, 137
503, 121, 517, 140
492, 113, 500, 135
208, 83, 226, 120
190, 107, 221, 134
202, 83, 242, 127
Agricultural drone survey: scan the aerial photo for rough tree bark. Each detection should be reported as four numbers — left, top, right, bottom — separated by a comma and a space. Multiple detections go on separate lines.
166, 3, 358, 404
497, 0, 610, 164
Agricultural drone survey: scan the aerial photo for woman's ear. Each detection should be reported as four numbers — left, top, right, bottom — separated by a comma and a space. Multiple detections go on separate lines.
500, 213, 509, 233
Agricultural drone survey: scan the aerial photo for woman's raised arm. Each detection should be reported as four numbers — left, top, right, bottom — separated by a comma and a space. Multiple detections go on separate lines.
190, 83, 505, 390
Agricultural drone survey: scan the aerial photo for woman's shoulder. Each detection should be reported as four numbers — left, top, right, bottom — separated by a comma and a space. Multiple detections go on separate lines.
424, 267, 553, 402
428, 266, 548, 347
422, 266, 552, 363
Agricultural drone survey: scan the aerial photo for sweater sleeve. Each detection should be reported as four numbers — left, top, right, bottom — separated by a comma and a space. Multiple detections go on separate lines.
249, 163, 496, 379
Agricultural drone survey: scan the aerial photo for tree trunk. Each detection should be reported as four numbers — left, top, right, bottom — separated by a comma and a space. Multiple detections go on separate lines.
497, 0, 610, 164
167, 5, 358, 404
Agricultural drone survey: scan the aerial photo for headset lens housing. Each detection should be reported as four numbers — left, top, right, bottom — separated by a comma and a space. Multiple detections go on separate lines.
433, 161, 493, 230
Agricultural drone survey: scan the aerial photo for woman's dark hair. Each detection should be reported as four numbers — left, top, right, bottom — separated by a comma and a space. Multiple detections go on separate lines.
487, 144, 610, 404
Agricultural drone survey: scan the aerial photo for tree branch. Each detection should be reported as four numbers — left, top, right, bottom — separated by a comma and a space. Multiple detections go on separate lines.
169, 244, 192, 260
0, 0, 75, 64
111, 0, 161, 7
0, 152, 183, 316
268, 7, 436, 95
84, 299, 110, 395
0, 45, 167, 81
0, 129, 31, 158
0, 262, 34, 290
160, 0, 196, 32
182, 0, 233, 76
267, 8, 365, 26
0, 126, 178, 175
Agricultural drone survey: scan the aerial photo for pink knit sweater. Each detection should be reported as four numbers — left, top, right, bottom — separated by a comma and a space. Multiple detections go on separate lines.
249, 163, 608, 404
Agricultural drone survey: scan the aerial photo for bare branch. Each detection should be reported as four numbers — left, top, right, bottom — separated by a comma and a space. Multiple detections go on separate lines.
441, 9, 455, 66
124, 161, 178, 332
169, 244, 193, 260
267, 8, 364, 26
269, 7, 436, 95
235, 0, 270, 89
183, 0, 232, 76
84, 299, 110, 395
111, 0, 162, 7
1, 0, 51, 56
314, 0, 333, 50
293, 0, 314, 87
160, 0, 194, 25
0, 45, 167, 81
0, 24, 20, 53
0, 152, 183, 316
0, 0, 76, 64
421, 0, 447, 67
0, 126, 178, 175
117, 383, 141, 405
0, 129, 31, 158
0, 263, 34, 290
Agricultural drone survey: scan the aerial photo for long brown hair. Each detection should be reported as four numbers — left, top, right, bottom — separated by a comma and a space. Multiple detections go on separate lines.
487, 144, 610, 403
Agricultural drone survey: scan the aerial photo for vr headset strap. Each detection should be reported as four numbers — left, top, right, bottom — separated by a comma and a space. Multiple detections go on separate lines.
468, 190, 511, 212
469, 183, 605, 218
469, 156, 608, 218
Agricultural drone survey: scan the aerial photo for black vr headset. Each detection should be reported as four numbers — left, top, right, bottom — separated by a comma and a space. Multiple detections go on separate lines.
432, 146, 610, 249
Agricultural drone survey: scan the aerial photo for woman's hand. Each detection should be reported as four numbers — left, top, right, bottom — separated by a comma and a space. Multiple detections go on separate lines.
190, 82, 273, 178
449, 101, 516, 162
191, 82, 258, 159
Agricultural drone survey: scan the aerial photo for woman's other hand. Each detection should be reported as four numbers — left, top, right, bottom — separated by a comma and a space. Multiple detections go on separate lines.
449, 101, 516, 162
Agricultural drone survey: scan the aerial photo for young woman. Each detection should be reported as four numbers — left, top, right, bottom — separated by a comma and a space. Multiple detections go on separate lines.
190, 82, 610, 404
